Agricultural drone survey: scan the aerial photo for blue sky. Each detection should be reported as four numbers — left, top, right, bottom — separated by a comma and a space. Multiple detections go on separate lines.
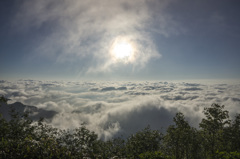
1, 0, 240, 81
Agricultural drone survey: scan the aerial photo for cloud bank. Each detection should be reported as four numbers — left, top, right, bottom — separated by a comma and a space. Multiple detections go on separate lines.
1, 80, 240, 140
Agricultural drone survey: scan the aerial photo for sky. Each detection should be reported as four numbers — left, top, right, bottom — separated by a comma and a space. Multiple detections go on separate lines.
1, 0, 240, 81
1, 0, 240, 139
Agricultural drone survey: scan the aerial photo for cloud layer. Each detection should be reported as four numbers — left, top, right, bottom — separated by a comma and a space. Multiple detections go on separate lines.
1, 79, 240, 140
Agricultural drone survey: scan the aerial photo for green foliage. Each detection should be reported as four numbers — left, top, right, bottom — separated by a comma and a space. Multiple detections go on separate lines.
164, 112, 202, 159
139, 151, 169, 159
126, 126, 162, 158
216, 151, 240, 159
199, 104, 231, 158
0, 97, 240, 159
0, 96, 9, 104
97, 137, 126, 158
200, 104, 230, 131
229, 114, 240, 152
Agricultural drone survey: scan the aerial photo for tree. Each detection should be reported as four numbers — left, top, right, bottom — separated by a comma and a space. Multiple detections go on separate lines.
1, 98, 239, 159
126, 126, 162, 158
228, 114, 240, 152
0, 96, 71, 158
139, 151, 170, 159
164, 112, 200, 159
97, 137, 126, 158
199, 103, 231, 158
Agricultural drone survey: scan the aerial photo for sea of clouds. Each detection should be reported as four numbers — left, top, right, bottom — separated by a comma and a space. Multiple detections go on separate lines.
0, 79, 240, 140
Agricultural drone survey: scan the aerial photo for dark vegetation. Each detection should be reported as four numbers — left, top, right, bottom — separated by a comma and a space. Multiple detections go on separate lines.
0, 96, 240, 159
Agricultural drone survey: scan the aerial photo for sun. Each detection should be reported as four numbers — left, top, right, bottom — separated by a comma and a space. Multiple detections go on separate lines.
113, 42, 133, 59
110, 37, 135, 63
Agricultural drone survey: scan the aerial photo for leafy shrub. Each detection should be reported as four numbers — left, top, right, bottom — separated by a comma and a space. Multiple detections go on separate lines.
139, 151, 169, 159
216, 151, 240, 159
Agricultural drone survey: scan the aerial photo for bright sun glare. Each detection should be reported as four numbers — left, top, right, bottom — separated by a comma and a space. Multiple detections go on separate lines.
110, 37, 135, 63
113, 42, 133, 59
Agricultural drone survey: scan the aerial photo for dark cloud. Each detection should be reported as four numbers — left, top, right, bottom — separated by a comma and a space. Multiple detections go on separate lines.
125, 91, 150, 96
108, 106, 177, 137
231, 98, 240, 102
184, 83, 202, 87
183, 87, 203, 91
101, 86, 127, 91
161, 95, 199, 101
159, 87, 174, 93
215, 87, 226, 90
117, 87, 127, 90
144, 86, 158, 90
101, 87, 116, 91
89, 88, 99, 91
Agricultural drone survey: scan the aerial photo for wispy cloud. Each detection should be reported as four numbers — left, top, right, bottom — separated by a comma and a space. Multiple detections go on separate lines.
11, 0, 185, 73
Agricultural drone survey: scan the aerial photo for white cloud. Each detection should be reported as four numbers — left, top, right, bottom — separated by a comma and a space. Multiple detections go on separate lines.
11, 0, 183, 73
1, 80, 240, 140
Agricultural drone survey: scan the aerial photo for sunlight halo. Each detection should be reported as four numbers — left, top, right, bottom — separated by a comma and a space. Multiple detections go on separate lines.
113, 42, 132, 59
110, 37, 135, 63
